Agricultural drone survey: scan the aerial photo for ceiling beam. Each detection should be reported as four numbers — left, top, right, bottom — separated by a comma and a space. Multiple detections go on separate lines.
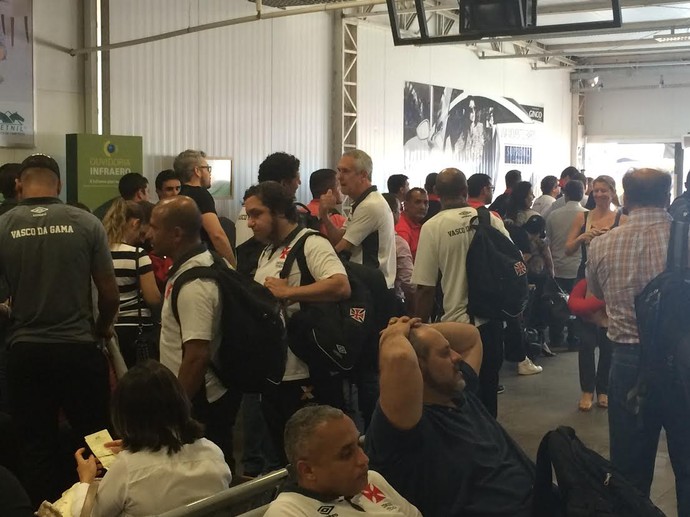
344, 0, 690, 18
480, 44, 690, 59
546, 38, 678, 51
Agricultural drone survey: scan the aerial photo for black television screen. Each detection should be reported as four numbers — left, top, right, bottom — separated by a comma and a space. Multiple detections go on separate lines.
459, 0, 535, 32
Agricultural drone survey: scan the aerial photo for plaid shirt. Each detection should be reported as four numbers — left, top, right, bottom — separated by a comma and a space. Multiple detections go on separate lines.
586, 208, 672, 344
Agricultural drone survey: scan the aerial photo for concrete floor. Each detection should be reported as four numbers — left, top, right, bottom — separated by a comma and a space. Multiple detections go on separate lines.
498, 349, 677, 517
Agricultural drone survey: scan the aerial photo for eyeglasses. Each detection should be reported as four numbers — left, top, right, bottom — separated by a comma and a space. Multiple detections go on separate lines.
198, 165, 212, 173
487, 185, 495, 191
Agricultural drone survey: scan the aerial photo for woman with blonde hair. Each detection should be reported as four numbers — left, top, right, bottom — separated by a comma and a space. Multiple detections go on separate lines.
565, 175, 626, 411
102, 199, 161, 367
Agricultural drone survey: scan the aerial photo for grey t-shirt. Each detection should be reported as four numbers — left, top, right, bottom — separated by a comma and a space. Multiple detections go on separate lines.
0, 197, 114, 345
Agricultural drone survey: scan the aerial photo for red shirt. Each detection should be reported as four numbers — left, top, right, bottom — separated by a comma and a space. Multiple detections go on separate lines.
306, 199, 347, 235
467, 198, 501, 220
395, 212, 422, 260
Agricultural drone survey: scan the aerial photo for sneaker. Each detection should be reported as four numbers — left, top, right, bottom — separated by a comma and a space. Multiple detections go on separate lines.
518, 358, 543, 375
497, 385, 506, 394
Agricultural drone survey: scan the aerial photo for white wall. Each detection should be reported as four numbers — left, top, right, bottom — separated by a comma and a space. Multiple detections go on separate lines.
109, 1, 332, 218
584, 67, 690, 142
0, 0, 83, 178
357, 23, 572, 191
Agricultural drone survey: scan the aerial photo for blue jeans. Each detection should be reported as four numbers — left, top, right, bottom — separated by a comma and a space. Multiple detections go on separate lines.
609, 344, 690, 516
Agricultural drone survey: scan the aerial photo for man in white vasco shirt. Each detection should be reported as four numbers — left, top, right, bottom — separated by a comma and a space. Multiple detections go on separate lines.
264, 405, 421, 517
246, 181, 351, 464
150, 196, 241, 469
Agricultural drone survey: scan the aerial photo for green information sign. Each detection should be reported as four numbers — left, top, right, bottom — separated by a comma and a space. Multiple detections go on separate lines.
66, 134, 143, 211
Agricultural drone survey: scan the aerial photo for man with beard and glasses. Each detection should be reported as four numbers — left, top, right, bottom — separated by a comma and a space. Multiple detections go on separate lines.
246, 181, 350, 464
366, 317, 536, 517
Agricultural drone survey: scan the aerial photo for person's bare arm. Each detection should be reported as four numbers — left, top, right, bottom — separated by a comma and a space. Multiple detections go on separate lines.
335, 238, 354, 254
430, 322, 483, 376
543, 244, 555, 277
263, 274, 350, 303
379, 317, 424, 430
319, 190, 346, 246
201, 213, 237, 267
565, 212, 588, 255
414, 284, 436, 322
178, 339, 211, 399
92, 270, 119, 339
139, 270, 162, 309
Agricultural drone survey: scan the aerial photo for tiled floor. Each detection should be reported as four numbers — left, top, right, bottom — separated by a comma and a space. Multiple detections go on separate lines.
498, 350, 677, 517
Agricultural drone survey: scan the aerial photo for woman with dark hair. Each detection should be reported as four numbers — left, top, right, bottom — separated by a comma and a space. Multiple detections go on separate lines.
103, 199, 161, 367
73, 360, 231, 516
565, 175, 626, 411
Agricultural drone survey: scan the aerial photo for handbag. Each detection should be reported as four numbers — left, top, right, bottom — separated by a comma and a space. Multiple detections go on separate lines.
134, 249, 160, 363
542, 277, 571, 324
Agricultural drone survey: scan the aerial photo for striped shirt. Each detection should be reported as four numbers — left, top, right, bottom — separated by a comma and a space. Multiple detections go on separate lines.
111, 243, 153, 326
586, 208, 672, 343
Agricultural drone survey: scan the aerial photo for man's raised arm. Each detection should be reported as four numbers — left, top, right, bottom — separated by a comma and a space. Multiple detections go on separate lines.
379, 317, 424, 431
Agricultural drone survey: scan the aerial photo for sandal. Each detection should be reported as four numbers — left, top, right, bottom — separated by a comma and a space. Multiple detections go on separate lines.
597, 394, 608, 409
578, 392, 594, 412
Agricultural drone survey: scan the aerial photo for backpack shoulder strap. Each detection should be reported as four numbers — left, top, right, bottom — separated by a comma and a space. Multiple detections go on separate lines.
667, 220, 690, 272
170, 264, 220, 324
476, 205, 491, 227
279, 231, 321, 284
532, 430, 556, 517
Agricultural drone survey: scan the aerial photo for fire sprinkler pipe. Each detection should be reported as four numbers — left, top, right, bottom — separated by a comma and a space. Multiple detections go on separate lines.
69, 0, 387, 56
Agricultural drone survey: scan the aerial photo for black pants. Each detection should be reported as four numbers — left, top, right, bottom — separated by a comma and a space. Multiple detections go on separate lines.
577, 320, 612, 395
7, 341, 110, 507
550, 277, 577, 347
478, 320, 504, 418
191, 387, 242, 472
114, 324, 159, 369
262, 375, 346, 465
503, 317, 528, 363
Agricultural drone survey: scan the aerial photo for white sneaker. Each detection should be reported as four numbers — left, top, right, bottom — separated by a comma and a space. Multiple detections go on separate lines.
518, 358, 543, 376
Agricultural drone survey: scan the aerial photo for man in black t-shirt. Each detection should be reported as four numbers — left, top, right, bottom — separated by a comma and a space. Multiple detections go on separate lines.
173, 149, 236, 267
0, 154, 119, 506
366, 317, 535, 517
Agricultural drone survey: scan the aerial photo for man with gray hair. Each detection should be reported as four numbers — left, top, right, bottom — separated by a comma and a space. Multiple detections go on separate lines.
174, 149, 236, 267
319, 149, 397, 427
320, 149, 396, 289
264, 405, 421, 516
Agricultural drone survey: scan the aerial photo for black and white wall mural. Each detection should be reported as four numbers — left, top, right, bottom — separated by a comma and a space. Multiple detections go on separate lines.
404, 81, 543, 188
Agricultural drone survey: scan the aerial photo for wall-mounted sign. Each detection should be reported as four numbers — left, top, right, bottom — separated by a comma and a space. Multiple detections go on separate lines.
0, 0, 34, 148
522, 104, 545, 123
65, 134, 143, 211
207, 157, 233, 198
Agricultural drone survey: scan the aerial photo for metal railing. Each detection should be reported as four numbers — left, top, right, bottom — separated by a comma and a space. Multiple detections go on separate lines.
156, 469, 288, 517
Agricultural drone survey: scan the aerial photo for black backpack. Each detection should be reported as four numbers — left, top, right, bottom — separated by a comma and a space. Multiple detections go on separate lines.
633, 219, 690, 412
466, 206, 529, 320
279, 231, 388, 377
171, 252, 287, 393
669, 193, 690, 222
532, 426, 665, 517
294, 202, 321, 231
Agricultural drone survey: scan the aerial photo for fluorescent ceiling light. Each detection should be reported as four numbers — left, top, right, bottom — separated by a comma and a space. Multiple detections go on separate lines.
654, 34, 690, 43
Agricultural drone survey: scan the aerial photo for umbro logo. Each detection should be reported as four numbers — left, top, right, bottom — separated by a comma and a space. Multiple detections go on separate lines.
30, 207, 48, 216
317, 505, 334, 514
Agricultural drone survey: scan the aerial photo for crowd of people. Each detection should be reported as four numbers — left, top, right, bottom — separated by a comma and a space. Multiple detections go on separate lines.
0, 149, 687, 516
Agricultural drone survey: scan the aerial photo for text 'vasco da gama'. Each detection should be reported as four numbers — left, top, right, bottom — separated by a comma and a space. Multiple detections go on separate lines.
11, 225, 75, 238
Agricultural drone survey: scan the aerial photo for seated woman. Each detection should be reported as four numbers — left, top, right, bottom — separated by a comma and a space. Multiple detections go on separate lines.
72, 360, 231, 516
103, 199, 161, 366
